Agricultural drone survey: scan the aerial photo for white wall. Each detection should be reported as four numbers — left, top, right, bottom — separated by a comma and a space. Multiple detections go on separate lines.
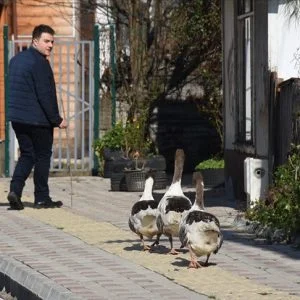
268, 0, 300, 80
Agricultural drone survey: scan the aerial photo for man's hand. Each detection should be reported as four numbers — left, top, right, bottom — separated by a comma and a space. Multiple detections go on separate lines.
59, 119, 68, 129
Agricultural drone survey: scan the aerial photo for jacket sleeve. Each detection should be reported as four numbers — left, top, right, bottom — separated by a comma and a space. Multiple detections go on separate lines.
32, 58, 63, 127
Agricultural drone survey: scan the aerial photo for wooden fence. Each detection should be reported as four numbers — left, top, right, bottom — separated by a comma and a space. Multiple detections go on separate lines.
274, 77, 300, 167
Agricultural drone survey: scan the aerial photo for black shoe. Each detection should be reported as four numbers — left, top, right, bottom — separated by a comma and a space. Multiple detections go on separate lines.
7, 192, 24, 210
33, 199, 63, 209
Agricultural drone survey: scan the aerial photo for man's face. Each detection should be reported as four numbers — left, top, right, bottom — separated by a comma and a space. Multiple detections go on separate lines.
32, 32, 54, 56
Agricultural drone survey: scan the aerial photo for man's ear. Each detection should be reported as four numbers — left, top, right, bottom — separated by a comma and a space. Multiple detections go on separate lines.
32, 38, 38, 46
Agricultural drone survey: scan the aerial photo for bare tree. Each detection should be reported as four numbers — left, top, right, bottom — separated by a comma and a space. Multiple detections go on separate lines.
285, 0, 300, 21
11, 0, 222, 143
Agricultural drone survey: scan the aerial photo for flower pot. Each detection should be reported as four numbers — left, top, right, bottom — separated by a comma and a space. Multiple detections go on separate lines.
104, 157, 132, 178
110, 169, 167, 191
197, 168, 225, 188
124, 169, 146, 192
110, 172, 127, 191
144, 155, 166, 170
103, 148, 124, 160
153, 170, 168, 190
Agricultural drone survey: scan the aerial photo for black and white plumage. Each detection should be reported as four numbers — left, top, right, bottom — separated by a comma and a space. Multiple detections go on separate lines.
157, 149, 192, 254
128, 169, 161, 251
179, 172, 223, 268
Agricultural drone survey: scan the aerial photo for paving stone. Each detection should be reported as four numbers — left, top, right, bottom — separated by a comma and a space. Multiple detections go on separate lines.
0, 176, 300, 299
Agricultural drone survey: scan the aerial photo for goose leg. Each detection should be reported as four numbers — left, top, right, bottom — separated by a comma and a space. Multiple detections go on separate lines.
204, 254, 211, 266
148, 234, 161, 253
188, 245, 201, 268
168, 235, 179, 255
151, 234, 161, 247
143, 244, 151, 251
140, 234, 151, 251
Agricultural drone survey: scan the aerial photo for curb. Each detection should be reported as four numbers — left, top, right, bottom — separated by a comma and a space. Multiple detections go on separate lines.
0, 256, 82, 300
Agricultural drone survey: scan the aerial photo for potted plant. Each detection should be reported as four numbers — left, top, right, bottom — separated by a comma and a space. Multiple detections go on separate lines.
123, 151, 147, 192
122, 119, 161, 192
94, 117, 167, 191
93, 122, 132, 178
195, 157, 225, 188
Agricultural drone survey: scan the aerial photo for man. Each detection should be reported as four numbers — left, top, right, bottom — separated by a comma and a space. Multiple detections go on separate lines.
7, 24, 67, 210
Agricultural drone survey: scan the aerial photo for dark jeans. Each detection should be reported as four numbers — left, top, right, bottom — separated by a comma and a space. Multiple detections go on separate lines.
10, 122, 53, 203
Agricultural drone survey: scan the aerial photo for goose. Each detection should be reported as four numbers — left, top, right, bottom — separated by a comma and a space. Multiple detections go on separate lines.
179, 171, 223, 268
156, 149, 192, 254
128, 169, 161, 251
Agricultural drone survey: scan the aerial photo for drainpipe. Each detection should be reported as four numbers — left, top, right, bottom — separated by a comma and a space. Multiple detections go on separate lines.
110, 23, 116, 127
92, 24, 100, 175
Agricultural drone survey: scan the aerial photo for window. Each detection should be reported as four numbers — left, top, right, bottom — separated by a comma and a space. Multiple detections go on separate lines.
236, 0, 254, 143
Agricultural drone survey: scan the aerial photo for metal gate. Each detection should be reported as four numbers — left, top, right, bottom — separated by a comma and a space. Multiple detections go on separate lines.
7, 39, 95, 176
3, 24, 117, 176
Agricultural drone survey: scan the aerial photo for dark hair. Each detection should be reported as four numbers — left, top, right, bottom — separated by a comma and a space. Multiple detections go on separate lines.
32, 24, 55, 40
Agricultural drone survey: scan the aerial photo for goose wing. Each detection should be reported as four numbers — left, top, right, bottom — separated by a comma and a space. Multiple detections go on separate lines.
179, 211, 189, 247
164, 195, 192, 214
185, 210, 220, 229
158, 195, 191, 227
129, 200, 158, 234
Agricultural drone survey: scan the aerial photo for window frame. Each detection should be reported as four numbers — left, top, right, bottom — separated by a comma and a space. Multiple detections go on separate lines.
235, 0, 255, 145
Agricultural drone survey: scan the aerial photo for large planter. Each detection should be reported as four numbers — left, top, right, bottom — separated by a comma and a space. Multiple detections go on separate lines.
110, 172, 127, 191
102, 149, 127, 178
153, 170, 168, 190
143, 155, 167, 170
198, 168, 225, 188
102, 148, 124, 160
104, 157, 134, 178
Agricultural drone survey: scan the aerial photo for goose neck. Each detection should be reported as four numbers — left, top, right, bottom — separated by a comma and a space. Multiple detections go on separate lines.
140, 177, 154, 200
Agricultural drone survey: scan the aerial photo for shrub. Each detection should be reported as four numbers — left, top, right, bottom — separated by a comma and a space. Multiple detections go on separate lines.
93, 118, 155, 175
195, 158, 224, 170
246, 144, 300, 240
124, 118, 153, 159
93, 122, 125, 158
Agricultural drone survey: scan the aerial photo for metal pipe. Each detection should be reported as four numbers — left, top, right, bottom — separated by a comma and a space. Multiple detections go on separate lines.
110, 23, 116, 126
93, 24, 100, 175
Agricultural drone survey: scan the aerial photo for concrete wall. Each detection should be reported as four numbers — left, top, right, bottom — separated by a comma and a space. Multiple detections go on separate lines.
222, 0, 269, 202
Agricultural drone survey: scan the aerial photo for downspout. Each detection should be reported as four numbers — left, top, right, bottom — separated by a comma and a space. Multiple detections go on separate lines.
93, 24, 100, 175
110, 23, 116, 126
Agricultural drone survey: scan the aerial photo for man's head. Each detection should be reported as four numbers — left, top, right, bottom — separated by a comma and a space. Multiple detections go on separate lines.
32, 24, 55, 56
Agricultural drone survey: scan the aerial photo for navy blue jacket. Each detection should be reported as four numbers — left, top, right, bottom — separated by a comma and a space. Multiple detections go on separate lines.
8, 46, 62, 127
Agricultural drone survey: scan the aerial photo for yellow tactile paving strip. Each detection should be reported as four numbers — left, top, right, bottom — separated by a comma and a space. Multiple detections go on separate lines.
16, 198, 298, 300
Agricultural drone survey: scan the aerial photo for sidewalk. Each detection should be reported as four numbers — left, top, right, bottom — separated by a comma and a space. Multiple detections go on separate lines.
0, 175, 300, 300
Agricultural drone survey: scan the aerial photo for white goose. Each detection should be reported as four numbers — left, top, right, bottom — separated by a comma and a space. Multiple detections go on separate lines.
128, 169, 161, 251
156, 149, 192, 254
179, 171, 223, 268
